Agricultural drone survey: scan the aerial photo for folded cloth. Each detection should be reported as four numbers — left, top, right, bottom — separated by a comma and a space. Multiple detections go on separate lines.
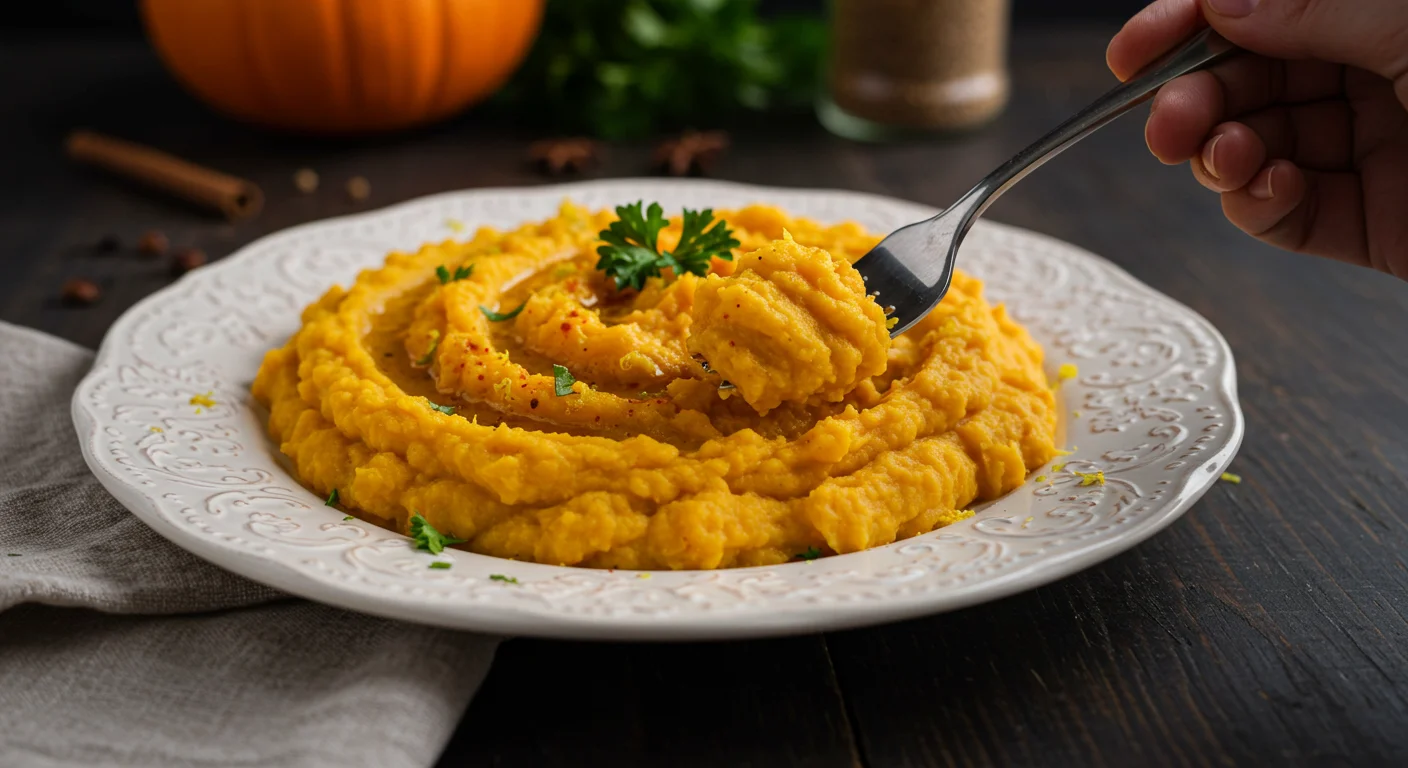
0, 322, 498, 768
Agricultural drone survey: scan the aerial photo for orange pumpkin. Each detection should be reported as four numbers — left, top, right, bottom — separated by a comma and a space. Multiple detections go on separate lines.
141, 0, 544, 135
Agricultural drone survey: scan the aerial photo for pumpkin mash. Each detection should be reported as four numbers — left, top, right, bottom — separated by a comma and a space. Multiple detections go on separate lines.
252, 203, 1057, 570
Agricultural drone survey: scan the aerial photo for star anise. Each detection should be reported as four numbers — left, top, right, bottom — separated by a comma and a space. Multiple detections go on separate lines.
528, 138, 601, 176
653, 131, 729, 177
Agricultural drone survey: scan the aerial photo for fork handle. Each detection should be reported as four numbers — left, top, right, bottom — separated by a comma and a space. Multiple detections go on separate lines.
955, 28, 1240, 221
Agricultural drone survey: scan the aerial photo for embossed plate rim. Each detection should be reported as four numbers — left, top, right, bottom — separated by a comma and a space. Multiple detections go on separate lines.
73, 178, 1243, 640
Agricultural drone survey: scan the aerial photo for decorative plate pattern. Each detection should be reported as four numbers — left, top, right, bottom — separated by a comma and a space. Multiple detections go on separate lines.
72, 179, 1242, 640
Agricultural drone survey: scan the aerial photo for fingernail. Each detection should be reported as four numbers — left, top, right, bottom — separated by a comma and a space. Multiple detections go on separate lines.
1250, 167, 1275, 200
1206, 0, 1259, 18
1202, 135, 1222, 179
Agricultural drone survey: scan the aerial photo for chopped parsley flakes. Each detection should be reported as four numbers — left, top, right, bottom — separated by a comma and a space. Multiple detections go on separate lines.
437, 264, 474, 284
479, 302, 526, 322
794, 546, 822, 561
489, 574, 519, 584
414, 330, 441, 367
553, 364, 578, 396
343, 515, 355, 521
425, 400, 456, 416
429, 561, 452, 570
409, 512, 467, 555
325, 488, 339, 506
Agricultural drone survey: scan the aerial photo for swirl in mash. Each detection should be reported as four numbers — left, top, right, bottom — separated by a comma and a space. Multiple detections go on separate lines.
252, 203, 1057, 570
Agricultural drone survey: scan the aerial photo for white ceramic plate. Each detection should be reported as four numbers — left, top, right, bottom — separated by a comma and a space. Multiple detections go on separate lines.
73, 179, 1242, 640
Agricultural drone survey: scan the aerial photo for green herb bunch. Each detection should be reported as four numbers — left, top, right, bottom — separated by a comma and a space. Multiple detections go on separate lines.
595, 201, 739, 290
502, 0, 825, 139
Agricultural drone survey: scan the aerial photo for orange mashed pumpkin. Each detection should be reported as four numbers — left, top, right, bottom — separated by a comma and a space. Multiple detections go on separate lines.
251, 203, 1057, 570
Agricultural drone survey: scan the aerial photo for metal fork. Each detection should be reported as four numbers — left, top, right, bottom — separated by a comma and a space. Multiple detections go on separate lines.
861, 28, 1240, 337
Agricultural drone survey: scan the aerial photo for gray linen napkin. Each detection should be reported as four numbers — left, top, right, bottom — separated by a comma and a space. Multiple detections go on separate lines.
0, 322, 498, 768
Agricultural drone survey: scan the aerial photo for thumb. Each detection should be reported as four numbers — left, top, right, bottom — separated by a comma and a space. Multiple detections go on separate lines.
1202, 0, 1408, 82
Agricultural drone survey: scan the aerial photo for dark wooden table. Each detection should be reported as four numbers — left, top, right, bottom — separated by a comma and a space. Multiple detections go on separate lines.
5, 25, 1408, 768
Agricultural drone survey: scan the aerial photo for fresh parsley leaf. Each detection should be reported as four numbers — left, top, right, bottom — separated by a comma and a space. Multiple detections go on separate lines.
409, 512, 467, 555
595, 202, 736, 290
595, 201, 669, 290
672, 208, 739, 277
425, 400, 456, 416
325, 488, 339, 506
795, 546, 822, 561
429, 561, 452, 570
489, 574, 519, 584
343, 515, 355, 521
436, 265, 451, 284
553, 364, 577, 397
6, 553, 20, 557
415, 330, 441, 367
480, 302, 526, 322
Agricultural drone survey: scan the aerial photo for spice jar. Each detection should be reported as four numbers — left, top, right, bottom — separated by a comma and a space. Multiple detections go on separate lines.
820, 0, 1012, 140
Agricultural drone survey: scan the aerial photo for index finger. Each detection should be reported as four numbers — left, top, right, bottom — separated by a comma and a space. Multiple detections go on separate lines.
1107, 0, 1204, 81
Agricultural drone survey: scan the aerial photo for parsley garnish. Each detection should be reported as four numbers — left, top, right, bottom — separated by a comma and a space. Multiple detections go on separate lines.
343, 515, 355, 521
795, 546, 822, 561
595, 202, 738, 291
409, 512, 467, 555
414, 330, 441, 367
479, 302, 526, 322
489, 574, 519, 584
325, 488, 339, 506
553, 364, 577, 396
429, 561, 452, 570
6, 553, 19, 557
436, 264, 474, 284
425, 400, 456, 416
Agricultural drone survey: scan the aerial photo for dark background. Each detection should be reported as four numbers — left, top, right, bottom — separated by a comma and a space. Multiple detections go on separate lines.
7, 0, 1149, 36
9, 0, 1408, 766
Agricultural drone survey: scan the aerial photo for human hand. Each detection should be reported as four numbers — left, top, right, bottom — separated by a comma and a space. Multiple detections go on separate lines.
1107, 0, 1408, 276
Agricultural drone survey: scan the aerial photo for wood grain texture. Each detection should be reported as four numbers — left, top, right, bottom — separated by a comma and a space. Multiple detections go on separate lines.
3, 26, 1407, 768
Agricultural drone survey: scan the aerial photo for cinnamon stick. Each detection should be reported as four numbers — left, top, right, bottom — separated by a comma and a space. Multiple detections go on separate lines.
65, 130, 263, 221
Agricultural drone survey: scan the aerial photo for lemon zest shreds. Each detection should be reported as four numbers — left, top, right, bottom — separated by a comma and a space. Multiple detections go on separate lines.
886, 317, 898, 330
1221, 472, 1243, 485
1051, 463, 1066, 473
1073, 470, 1105, 487
1072, 411, 1082, 418
1058, 363, 1078, 381
446, 218, 466, 233
1053, 448, 1074, 457
636, 573, 652, 579
149, 426, 163, 433
189, 391, 216, 413
1035, 475, 1047, 483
